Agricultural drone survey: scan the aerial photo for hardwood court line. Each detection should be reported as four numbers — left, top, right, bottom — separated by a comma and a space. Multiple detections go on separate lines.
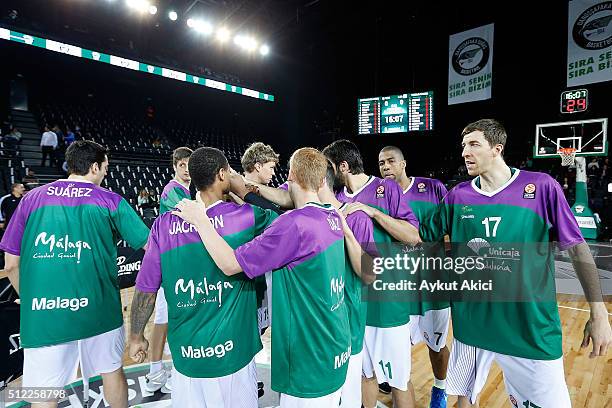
559, 305, 612, 316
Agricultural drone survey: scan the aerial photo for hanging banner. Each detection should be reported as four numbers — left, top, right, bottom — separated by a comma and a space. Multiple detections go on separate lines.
567, 0, 612, 86
448, 23, 494, 105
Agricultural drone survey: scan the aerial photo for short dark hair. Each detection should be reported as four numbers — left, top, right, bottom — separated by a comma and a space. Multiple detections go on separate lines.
461, 119, 507, 151
172, 147, 193, 167
380, 145, 405, 160
324, 159, 335, 191
322, 139, 364, 175
188, 147, 229, 191
65, 140, 108, 176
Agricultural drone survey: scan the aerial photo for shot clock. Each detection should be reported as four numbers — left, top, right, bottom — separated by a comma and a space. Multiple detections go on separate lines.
560, 89, 588, 114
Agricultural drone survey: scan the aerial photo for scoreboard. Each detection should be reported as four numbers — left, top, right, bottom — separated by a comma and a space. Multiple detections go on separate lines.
358, 91, 433, 134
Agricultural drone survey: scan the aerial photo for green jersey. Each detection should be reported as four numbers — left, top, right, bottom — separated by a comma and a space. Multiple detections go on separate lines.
0, 180, 149, 348
235, 203, 351, 398
420, 169, 584, 360
159, 179, 190, 214
137, 200, 277, 377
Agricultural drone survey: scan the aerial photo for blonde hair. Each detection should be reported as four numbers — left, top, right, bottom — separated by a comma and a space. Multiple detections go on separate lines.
241, 142, 280, 173
289, 148, 327, 192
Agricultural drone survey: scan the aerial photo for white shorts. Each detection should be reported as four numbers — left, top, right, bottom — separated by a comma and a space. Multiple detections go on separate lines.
172, 359, 258, 408
340, 350, 363, 408
446, 338, 571, 407
362, 322, 412, 391
409, 308, 450, 352
280, 388, 342, 408
23, 325, 125, 388
154, 286, 168, 324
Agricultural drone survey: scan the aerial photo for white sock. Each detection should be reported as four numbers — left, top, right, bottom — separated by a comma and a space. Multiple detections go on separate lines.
149, 360, 163, 375
433, 377, 446, 390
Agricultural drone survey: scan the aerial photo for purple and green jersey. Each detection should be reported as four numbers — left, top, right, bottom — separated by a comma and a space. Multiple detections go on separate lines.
0, 180, 149, 348
136, 201, 277, 378
337, 176, 420, 327
159, 180, 190, 214
420, 169, 584, 360
341, 205, 376, 355
235, 202, 351, 398
403, 177, 450, 313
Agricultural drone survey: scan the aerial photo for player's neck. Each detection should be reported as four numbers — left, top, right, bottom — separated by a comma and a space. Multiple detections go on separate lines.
397, 174, 412, 190
319, 189, 342, 209
173, 176, 190, 190
346, 173, 371, 194
67, 174, 95, 184
293, 190, 322, 209
479, 164, 512, 192
197, 189, 224, 207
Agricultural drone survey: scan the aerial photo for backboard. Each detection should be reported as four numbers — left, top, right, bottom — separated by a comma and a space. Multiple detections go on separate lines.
534, 118, 608, 159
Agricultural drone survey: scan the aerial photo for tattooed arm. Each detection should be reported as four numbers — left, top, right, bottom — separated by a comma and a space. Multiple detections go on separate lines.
128, 289, 157, 363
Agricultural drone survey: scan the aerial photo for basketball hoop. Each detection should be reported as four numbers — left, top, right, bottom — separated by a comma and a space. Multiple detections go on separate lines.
558, 147, 577, 166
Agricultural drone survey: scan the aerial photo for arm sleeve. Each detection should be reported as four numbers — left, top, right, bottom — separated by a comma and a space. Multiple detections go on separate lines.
546, 178, 585, 250
347, 211, 378, 257
112, 198, 150, 249
244, 192, 284, 215
135, 219, 162, 293
419, 199, 450, 243
235, 214, 301, 278
0, 198, 28, 255
386, 180, 419, 227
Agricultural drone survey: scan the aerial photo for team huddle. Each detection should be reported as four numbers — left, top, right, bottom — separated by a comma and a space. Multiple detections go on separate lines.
1, 119, 610, 408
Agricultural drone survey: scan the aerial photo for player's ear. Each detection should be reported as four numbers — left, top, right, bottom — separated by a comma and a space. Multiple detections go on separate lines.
495, 144, 504, 157
254, 162, 262, 172
339, 161, 349, 174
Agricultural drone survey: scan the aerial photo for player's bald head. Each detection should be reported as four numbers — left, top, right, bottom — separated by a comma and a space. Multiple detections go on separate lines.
380, 145, 405, 161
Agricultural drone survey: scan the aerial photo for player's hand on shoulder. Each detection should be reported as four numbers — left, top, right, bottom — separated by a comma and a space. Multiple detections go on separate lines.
343, 202, 375, 218
581, 313, 612, 358
172, 198, 208, 226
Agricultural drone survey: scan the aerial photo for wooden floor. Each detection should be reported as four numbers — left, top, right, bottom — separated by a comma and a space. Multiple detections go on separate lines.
120, 289, 611, 407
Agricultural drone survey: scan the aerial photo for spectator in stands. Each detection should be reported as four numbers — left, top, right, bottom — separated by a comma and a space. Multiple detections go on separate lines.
0, 183, 25, 229
588, 158, 600, 172
74, 125, 82, 139
240, 142, 280, 186
137, 189, 153, 209
2, 125, 21, 157
152, 137, 162, 148
40, 125, 58, 166
22, 170, 40, 189
65, 127, 76, 146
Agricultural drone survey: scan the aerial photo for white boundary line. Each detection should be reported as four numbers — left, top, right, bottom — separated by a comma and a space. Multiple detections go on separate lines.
558, 305, 612, 316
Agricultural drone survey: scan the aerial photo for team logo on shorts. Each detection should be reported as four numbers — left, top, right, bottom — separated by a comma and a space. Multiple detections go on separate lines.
509, 395, 518, 408
452, 37, 490, 76
417, 182, 427, 193
572, 2, 612, 50
376, 185, 385, 198
523, 183, 536, 199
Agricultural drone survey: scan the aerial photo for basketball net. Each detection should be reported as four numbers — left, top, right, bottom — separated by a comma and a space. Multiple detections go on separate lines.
558, 148, 577, 166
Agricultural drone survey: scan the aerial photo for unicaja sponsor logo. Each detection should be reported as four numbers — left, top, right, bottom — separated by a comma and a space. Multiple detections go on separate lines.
32, 297, 89, 312
34, 232, 92, 263
180, 340, 234, 359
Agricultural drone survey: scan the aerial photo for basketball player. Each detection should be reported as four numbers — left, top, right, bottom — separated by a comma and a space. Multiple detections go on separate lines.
1, 140, 149, 408
240, 142, 280, 332
129, 147, 277, 407
378, 146, 450, 408
146, 146, 192, 393
319, 160, 377, 408
420, 119, 612, 407
323, 139, 421, 408
172, 148, 358, 407
241, 142, 279, 186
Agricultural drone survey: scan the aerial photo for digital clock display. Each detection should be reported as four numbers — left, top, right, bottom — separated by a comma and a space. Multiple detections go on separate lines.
561, 89, 588, 114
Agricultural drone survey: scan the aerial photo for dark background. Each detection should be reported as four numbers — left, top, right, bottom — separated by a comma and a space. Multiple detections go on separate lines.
0, 0, 610, 174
